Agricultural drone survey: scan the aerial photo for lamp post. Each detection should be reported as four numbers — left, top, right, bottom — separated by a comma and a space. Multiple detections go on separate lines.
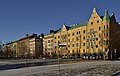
30, 51, 33, 59
107, 49, 109, 60
114, 49, 116, 60
58, 43, 66, 71
25, 52, 28, 67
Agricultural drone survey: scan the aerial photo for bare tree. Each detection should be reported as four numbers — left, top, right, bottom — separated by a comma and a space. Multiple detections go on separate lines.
3, 45, 12, 58
17, 41, 30, 58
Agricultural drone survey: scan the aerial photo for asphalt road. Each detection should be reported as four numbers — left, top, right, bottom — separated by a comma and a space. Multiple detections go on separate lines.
0, 59, 82, 70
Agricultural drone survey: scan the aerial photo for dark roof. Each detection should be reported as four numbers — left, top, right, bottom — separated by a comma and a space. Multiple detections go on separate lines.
45, 22, 87, 36
54, 28, 61, 33
100, 16, 104, 19
69, 22, 87, 30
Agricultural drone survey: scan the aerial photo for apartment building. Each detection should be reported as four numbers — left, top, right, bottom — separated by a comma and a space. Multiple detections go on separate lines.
43, 7, 120, 59
3, 34, 43, 58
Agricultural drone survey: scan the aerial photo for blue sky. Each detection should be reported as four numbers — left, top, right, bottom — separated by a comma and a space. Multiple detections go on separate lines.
0, 0, 120, 43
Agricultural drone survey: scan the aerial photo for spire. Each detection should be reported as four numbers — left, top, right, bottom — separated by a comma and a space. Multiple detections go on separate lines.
103, 10, 110, 21
110, 12, 116, 22
63, 23, 66, 27
111, 12, 115, 16
105, 10, 108, 16
93, 6, 97, 12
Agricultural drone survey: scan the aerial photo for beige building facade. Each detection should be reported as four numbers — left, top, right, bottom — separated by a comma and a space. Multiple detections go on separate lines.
43, 7, 120, 59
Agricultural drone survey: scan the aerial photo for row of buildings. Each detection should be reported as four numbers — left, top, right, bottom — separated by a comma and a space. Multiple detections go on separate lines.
1, 34, 43, 58
1, 7, 120, 59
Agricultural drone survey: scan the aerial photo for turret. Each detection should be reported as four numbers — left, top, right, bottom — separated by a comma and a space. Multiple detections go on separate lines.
103, 10, 110, 21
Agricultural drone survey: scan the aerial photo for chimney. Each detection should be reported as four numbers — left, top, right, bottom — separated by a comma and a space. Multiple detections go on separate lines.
26, 34, 29, 36
33, 34, 37, 38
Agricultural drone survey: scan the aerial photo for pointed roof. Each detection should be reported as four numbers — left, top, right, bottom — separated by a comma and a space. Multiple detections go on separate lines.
93, 6, 97, 12
63, 24, 70, 30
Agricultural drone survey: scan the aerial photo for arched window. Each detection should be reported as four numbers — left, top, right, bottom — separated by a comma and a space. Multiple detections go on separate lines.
104, 25, 106, 29
106, 25, 109, 29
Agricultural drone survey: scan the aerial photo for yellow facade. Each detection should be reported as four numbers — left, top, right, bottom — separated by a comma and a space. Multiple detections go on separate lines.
44, 7, 120, 59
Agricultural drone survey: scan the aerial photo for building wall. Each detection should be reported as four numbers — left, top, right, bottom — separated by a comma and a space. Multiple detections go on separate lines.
43, 33, 54, 57
43, 7, 120, 59
3, 34, 43, 58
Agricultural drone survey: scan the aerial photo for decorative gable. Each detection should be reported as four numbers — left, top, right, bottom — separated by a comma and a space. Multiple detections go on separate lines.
88, 7, 102, 26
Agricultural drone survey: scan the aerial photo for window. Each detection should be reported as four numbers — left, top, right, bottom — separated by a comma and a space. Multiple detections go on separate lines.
94, 35, 96, 38
76, 32, 79, 35
58, 36, 60, 38
104, 33, 106, 37
96, 38, 98, 41
76, 43, 79, 47
99, 34, 101, 37
72, 33, 74, 36
83, 36, 85, 40
76, 37, 79, 41
106, 33, 108, 36
51, 40, 53, 42
91, 42, 93, 46
88, 42, 90, 46
68, 50, 70, 53
104, 25, 106, 29
83, 49, 85, 52
48, 40, 50, 43
83, 30, 85, 33
68, 45, 70, 47
90, 28, 94, 33
72, 38, 74, 41
72, 50, 74, 53
76, 50, 78, 53
91, 22, 93, 25
79, 31, 80, 34
99, 41, 101, 45
55, 37, 56, 39
97, 20, 99, 23
96, 45, 98, 48
83, 43, 85, 46
107, 25, 108, 29
68, 34, 70, 36
64, 40, 66, 42
104, 40, 109, 45
68, 39, 70, 42
94, 41, 96, 45
88, 36, 90, 39
99, 27, 101, 30
72, 44, 74, 47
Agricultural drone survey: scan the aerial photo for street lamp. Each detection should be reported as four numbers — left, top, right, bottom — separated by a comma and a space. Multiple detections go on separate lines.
25, 52, 28, 67
30, 51, 33, 59
58, 43, 66, 71
114, 49, 116, 60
